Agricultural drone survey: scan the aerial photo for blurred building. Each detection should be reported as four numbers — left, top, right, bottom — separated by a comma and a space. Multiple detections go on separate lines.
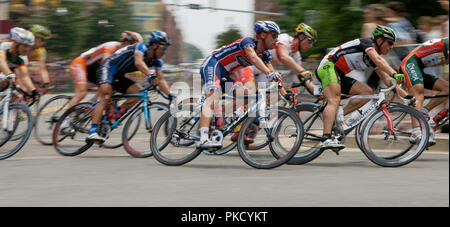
254, 0, 281, 22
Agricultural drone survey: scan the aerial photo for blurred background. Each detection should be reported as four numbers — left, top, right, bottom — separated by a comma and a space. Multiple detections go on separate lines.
0, 0, 448, 93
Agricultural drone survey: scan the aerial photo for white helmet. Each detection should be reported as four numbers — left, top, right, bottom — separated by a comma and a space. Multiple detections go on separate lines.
9, 27, 35, 46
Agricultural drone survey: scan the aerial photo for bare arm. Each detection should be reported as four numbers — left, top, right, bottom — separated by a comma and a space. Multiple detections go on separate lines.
134, 51, 152, 76
277, 44, 305, 75
244, 46, 272, 75
155, 69, 171, 97
367, 48, 397, 79
38, 59, 50, 84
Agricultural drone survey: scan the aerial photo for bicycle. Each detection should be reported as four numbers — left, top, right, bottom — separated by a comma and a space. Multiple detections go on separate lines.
0, 75, 34, 160
150, 82, 304, 169
288, 78, 430, 167
52, 83, 170, 157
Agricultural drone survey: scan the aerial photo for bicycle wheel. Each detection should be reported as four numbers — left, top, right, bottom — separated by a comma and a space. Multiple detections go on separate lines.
286, 103, 326, 165
237, 106, 303, 169
122, 102, 169, 158
360, 104, 430, 167
0, 103, 33, 160
34, 95, 72, 145
150, 108, 202, 166
52, 102, 94, 156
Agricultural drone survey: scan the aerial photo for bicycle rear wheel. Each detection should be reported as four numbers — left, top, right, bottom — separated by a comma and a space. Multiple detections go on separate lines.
360, 104, 429, 167
0, 103, 33, 160
122, 102, 169, 158
34, 95, 72, 145
237, 106, 303, 169
52, 102, 94, 156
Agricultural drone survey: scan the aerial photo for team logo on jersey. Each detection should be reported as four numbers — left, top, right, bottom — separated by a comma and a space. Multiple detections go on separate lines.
406, 63, 419, 81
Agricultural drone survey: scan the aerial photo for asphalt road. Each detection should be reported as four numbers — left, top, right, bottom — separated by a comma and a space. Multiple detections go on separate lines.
0, 137, 448, 207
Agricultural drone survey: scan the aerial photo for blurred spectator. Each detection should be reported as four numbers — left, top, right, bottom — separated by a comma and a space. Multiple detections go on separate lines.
438, 0, 449, 37
435, 15, 449, 37
361, 4, 392, 38
417, 16, 442, 41
385, 1, 418, 45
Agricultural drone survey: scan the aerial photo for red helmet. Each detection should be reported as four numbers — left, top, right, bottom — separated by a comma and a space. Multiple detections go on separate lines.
120, 31, 143, 44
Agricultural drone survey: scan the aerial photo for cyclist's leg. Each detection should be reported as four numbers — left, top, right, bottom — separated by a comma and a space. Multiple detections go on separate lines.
66, 57, 89, 110
423, 76, 449, 112
197, 57, 223, 147
87, 63, 114, 141
343, 78, 374, 115
113, 76, 141, 110
316, 60, 344, 148
14, 66, 39, 101
402, 55, 425, 127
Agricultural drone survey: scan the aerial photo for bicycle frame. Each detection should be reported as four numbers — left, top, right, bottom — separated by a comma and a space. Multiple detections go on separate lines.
0, 83, 15, 132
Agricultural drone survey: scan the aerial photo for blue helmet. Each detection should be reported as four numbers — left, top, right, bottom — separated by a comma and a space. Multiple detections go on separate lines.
254, 21, 281, 34
148, 31, 171, 46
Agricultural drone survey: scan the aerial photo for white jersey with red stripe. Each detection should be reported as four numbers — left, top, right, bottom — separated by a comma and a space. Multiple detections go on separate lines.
80, 41, 122, 66
211, 37, 272, 74
321, 38, 376, 74
269, 33, 302, 65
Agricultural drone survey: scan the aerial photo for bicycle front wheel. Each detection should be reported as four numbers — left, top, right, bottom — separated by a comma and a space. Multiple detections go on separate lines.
237, 106, 303, 169
0, 103, 33, 160
122, 102, 169, 158
34, 95, 72, 145
360, 104, 430, 167
150, 108, 202, 166
52, 102, 94, 156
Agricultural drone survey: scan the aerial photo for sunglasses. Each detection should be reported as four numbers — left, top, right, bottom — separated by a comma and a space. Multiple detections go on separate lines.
270, 33, 278, 39
386, 40, 395, 46
159, 45, 167, 51
306, 37, 314, 45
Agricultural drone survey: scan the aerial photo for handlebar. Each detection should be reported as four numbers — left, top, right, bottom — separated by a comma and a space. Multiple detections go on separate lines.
380, 77, 397, 93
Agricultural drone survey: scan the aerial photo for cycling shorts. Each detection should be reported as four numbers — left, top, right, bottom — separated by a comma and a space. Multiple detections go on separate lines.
316, 60, 357, 95
200, 55, 242, 95
96, 63, 136, 94
400, 54, 439, 89
70, 57, 100, 87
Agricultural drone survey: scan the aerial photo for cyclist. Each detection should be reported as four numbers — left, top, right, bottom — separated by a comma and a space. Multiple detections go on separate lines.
28, 24, 52, 90
196, 21, 282, 148
400, 37, 449, 144
232, 22, 318, 141
66, 30, 143, 110
86, 30, 175, 143
315, 25, 404, 150
59, 31, 143, 132
0, 27, 38, 101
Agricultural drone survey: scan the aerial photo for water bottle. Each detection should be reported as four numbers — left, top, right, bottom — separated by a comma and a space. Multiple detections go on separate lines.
433, 109, 448, 124
336, 106, 344, 123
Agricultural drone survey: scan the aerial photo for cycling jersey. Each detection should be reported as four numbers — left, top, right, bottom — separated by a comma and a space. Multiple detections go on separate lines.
235, 34, 301, 85
401, 37, 449, 89
0, 41, 28, 70
70, 41, 123, 87
201, 37, 271, 92
97, 43, 163, 92
28, 47, 46, 62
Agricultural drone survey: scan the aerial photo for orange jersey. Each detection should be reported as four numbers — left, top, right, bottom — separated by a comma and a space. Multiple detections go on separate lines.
80, 41, 122, 66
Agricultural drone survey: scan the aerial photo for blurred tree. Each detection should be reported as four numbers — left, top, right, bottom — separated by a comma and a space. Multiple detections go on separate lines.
185, 43, 204, 61
276, 0, 446, 57
215, 26, 242, 48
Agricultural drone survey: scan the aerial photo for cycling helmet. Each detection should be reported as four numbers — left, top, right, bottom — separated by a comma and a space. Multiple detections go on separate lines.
9, 27, 35, 46
148, 31, 171, 46
29, 24, 51, 40
254, 21, 281, 34
372, 25, 396, 41
295, 23, 318, 43
120, 30, 143, 44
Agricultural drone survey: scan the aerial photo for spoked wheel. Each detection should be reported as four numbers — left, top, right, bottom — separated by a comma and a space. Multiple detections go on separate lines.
52, 102, 94, 156
0, 103, 33, 160
360, 104, 430, 167
237, 106, 304, 169
122, 102, 169, 158
34, 95, 72, 145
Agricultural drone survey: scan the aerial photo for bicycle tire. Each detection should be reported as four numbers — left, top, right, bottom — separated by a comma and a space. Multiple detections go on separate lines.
122, 102, 169, 158
151, 111, 202, 166
52, 102, 94, 156
360, 104, 430, 167
34, 94, 72, 145
0, 102, 33, 160
237, 106, 304, 169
